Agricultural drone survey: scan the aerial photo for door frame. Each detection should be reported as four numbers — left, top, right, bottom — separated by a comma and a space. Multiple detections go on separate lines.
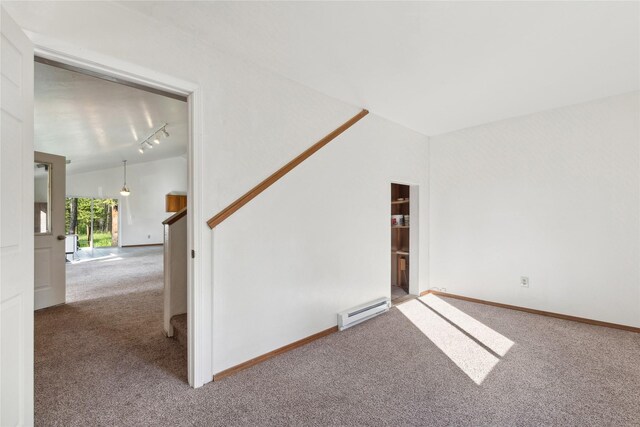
27, 32, 211, 388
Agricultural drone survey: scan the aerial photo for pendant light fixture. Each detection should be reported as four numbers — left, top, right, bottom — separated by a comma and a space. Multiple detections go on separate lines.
120, 160, 131, 196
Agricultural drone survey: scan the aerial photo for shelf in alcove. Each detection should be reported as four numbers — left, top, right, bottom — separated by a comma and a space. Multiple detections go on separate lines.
391, 250, 409, 255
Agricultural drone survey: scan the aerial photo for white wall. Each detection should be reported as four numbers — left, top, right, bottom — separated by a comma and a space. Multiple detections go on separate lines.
214, 114, 428, 372
4, 2, 430, 380
66, 156, 187, 246
429, 92, 640, 328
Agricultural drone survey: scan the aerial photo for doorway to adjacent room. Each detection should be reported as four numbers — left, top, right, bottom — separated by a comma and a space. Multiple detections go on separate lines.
32, 57, 192, 400
391, 183, 411, 302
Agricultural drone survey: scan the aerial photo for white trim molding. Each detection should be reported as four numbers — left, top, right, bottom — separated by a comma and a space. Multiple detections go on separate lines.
29, 31, 196, 97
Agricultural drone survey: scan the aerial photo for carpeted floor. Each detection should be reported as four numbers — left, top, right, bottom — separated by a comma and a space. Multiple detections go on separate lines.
390, 284, 408, 301
35, 247, 640, 426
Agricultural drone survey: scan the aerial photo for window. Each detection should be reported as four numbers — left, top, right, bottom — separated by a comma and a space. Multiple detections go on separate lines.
34, 162, 51, 234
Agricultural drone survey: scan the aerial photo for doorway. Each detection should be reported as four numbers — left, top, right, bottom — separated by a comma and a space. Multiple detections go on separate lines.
391, 183, 411, 302
29, 42, 208, 388
32, 55, 193, 392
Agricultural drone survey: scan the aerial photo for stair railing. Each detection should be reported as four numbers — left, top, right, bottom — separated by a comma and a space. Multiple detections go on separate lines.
207, 109, 369, 229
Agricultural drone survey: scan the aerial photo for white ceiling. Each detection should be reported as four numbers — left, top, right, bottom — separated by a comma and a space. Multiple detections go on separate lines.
35, 62, 188, 175
119, 1, 639, 136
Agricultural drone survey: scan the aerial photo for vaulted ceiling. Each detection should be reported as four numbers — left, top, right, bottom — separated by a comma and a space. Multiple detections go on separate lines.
35, 62, 188, 175
119, 1, 639, 136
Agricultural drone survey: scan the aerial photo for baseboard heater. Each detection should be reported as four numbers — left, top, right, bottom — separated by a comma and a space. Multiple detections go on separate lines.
338, 297, 391, 331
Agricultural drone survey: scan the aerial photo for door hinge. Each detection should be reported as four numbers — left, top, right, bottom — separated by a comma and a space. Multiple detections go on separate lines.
191, 250, 195, 259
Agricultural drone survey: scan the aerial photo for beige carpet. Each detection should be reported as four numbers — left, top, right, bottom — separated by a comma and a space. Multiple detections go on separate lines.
35, 248, 640, 426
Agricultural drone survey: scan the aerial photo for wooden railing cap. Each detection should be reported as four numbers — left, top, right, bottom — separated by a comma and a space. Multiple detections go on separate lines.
207, 109, 369, 229
163, 207, 187, 225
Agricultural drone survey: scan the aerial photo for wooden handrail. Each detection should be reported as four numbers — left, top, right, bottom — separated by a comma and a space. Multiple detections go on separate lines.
163, 207, 187, 226
207, 109, 369, 229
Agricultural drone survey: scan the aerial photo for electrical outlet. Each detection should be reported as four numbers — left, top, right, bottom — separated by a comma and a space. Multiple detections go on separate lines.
520, 276, 529, 288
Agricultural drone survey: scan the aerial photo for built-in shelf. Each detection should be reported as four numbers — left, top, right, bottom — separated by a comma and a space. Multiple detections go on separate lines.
391, 183, 410, 293
391, 199, 410, 205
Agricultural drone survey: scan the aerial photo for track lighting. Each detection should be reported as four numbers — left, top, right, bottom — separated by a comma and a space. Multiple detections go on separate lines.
138, 123, 169, 154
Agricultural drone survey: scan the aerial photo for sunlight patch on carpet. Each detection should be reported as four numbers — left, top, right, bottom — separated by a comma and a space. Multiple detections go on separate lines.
70, 253, 118, 264
397, 299, 504, 385
420, 294, 514, 357
96, 257, 125, 263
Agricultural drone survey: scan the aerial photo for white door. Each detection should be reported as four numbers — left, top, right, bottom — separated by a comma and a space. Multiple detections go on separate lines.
34, 151, 66, 310
1, 6, 35, 426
